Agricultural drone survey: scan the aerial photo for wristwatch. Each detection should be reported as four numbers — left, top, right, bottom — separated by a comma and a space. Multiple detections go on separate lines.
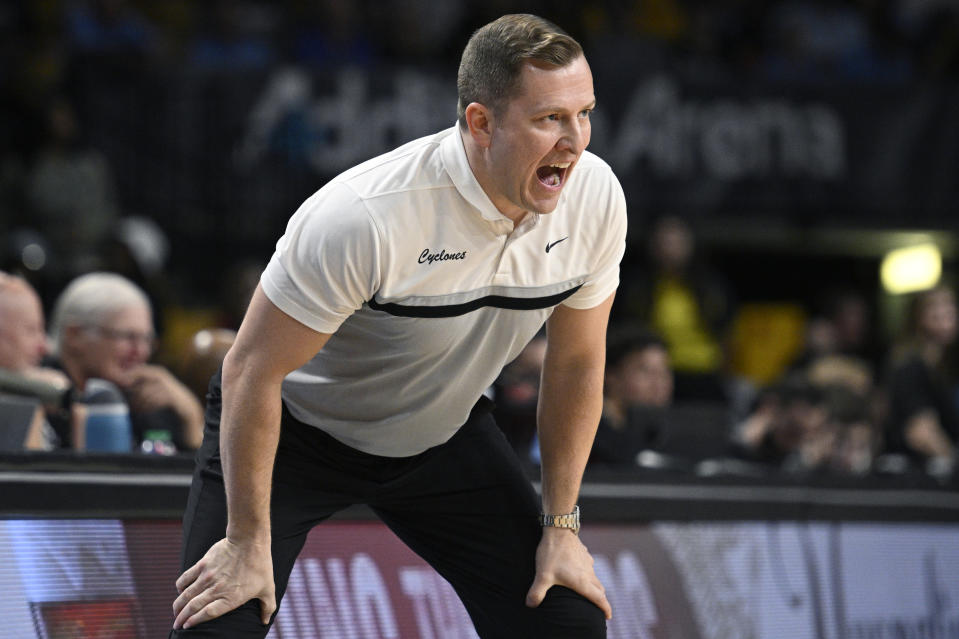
539, 505, 580, 534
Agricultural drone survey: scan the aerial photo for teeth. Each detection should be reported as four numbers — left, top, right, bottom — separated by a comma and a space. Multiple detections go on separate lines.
549, 163, 571, 169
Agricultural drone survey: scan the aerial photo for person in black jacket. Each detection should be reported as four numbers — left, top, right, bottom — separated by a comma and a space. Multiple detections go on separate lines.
885, 284, 958, 476
590, 328, 673, 466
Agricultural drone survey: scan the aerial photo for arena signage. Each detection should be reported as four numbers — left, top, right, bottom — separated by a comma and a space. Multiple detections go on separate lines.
2, 519, 957, 638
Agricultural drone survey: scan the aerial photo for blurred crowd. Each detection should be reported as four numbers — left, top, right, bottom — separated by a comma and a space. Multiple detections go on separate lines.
495, 215, 958, 485
0, 2, 957, 485
2, 1, 957, 284
2, 0, 957, 92
0, 269, 236, 455
3, 216, 957, 486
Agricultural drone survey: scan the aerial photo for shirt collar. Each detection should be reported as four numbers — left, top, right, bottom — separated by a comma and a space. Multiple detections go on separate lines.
441, 124, 527, 225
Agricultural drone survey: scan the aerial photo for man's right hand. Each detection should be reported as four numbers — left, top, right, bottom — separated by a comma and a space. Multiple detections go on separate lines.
172, 537, 276, 630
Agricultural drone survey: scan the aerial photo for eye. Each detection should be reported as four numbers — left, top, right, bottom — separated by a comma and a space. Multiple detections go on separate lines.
545, 113, 560, 121
578, 108, 593, 118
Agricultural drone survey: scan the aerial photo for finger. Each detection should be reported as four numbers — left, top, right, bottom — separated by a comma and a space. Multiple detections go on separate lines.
259, 594, 277, 625
173, 575, 212, 617
173, 587, 217, 630
596, 590, 613, 620
582, 581, 612, 620
175, 562, 203, 594
555, 571, 611, 620
525, 575, 551, 608
183, 597, 236, 630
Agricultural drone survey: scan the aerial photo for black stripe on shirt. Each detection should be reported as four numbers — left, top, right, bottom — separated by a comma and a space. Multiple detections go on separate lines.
368, 284, 583, 318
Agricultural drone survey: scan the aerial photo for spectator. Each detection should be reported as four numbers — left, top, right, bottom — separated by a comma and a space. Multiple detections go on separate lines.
589, 328, 673, 466
884, 284, 958, 477
801, 286, 880, 370
603, 328, 674, 416
0, 271, 73, 449
823, 383, 880, 476
0, 272, 50, 375
732, 358, 883, 477
48, 272, 203, 451
730, 374, 833, 472
805, 353, 879, 414
25, 97, 120, 276
616, 214, 733, 403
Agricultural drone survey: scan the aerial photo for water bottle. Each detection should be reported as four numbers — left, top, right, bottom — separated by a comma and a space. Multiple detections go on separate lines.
82, 379, 133, 452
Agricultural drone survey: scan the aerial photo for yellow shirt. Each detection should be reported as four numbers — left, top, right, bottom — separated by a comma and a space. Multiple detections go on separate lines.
651, 276, 722, 373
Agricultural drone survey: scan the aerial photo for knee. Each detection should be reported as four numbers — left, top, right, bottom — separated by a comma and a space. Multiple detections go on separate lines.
528, 586, 607, 639
169, 600, 270, 638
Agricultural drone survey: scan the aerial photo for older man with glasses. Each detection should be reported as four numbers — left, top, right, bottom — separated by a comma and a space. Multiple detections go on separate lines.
48, 271, 204, 450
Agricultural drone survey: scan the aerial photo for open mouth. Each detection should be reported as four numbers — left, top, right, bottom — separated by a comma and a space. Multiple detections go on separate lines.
536, 162, 570, 189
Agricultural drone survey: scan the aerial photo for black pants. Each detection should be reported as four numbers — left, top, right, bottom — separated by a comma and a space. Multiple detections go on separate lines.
170, 380, 606, 638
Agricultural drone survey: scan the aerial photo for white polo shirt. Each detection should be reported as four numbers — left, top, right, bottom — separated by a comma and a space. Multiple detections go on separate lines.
261, 126, 627, 456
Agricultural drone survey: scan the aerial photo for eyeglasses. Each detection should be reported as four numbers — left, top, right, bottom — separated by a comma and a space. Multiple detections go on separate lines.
91, 326, 157, 350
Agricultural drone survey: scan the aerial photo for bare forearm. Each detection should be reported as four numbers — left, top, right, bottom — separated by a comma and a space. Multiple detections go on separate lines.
537, 363, 604, 514
906, 412, 956, 459
529, 359, 614, 620
127, 365, 205, 449
170, 381, 205, 449
172, 285, 332, 629
220, 355, 283, 544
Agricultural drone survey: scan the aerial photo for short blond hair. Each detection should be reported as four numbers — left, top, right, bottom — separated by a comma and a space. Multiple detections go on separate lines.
456, 14, 583, 127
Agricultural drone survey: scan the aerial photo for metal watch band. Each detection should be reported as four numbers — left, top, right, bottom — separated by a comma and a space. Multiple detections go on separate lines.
539, 505, 580, 533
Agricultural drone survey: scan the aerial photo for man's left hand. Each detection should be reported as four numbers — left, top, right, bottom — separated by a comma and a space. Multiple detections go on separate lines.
525, 526, 612, 619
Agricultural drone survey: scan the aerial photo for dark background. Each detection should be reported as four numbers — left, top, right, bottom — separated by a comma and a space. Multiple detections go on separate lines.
1, 0, 957, 335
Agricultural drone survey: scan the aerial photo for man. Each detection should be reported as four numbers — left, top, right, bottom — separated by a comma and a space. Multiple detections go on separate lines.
605, 329, 674, 415
590, 329, 674, 466
0, 272, 71, 449
49, 272, 204, 450
172, 14, 626, 637
0, 273, 52, 376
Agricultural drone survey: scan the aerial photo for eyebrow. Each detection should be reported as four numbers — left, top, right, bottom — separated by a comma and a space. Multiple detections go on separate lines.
536, 100, 598, 114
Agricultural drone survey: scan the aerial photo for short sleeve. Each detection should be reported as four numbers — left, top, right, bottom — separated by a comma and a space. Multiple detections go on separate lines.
261, 182, 381, 334
562, 169, 628, 310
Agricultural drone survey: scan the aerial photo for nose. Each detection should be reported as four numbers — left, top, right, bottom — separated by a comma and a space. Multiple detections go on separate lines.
130, 339, 153, 361
557, 118, 590, 155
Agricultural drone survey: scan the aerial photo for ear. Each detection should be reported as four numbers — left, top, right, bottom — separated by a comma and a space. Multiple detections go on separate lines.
464, 102, 493, 148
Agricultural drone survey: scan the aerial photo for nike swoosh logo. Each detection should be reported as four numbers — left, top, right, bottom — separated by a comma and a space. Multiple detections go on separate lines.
545, 237, 569, 253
